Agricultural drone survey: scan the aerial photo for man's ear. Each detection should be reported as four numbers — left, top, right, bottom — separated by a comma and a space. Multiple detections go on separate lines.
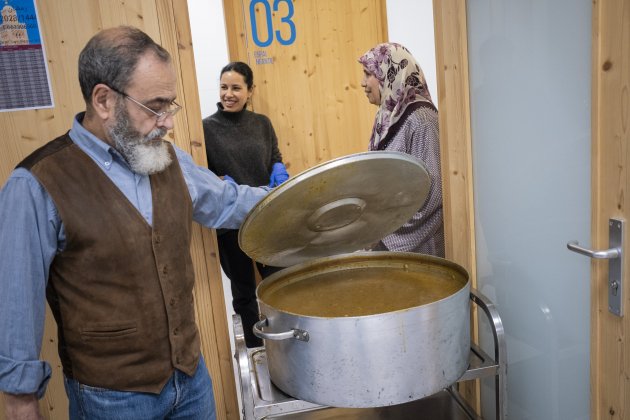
91, 84, 115, 120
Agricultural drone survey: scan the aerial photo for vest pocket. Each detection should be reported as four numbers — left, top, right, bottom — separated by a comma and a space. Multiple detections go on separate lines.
80, 322, 138, 341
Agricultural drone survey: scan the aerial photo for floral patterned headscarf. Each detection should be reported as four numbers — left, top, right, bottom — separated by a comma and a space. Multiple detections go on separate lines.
358, 43, 434, 149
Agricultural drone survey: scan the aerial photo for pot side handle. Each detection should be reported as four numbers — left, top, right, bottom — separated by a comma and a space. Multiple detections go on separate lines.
253, 317, 310, 342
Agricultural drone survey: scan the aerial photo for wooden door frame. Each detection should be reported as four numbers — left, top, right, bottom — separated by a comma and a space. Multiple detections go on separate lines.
432, 0, 476, 278
432, 0, 479, 408
163, 2, 240, 419
591, 1, 630, 418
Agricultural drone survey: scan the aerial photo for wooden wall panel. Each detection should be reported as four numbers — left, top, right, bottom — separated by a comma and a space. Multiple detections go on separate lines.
432, 0, 478, 411
432, 0, 475, 280
0, 1, 235, 419
156, 2, 239, 419
173, 3, 240, 419
98, 0, 161, 30
222, 0, 388, 175
591, 0, 630, 418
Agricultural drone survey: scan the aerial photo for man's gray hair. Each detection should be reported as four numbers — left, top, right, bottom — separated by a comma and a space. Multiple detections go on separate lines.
78, 26, 171, 103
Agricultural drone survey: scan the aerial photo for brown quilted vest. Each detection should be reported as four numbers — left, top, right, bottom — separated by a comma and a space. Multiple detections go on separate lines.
18, 132, 200, 393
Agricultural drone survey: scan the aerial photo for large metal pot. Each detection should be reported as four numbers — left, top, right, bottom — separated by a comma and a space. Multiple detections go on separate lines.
253, 251, 470, 408
239, 151, 470, 408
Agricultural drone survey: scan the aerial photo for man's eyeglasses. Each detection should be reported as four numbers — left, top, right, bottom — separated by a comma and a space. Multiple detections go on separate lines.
107, 85, 182, 123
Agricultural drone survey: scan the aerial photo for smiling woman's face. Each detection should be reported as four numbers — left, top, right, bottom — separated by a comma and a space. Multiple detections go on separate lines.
361, 70, 381, 106
219, 71, 252, 112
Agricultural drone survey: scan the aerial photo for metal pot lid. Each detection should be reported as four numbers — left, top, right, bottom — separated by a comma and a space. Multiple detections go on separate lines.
238, 151, 431, 267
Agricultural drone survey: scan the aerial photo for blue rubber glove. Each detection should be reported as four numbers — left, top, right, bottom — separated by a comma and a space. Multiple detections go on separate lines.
268, 162, 289, 187
223, 174, 236, 183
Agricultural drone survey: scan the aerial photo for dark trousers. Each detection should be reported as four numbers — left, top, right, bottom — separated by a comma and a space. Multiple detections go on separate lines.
217, 230, 281, 347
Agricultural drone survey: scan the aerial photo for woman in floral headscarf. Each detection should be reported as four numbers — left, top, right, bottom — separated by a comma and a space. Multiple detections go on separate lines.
359, 42, 444, 257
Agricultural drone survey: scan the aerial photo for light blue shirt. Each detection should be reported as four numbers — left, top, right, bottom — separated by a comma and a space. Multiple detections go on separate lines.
0, 114, 268, 397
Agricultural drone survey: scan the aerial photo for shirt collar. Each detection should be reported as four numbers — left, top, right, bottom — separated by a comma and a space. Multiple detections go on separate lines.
68, 112, 123, 171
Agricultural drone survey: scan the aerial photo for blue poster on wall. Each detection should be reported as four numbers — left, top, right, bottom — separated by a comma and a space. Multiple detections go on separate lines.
0, 0, 54, 111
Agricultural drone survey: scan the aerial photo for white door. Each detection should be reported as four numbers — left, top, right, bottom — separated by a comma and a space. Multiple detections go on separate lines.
466, 1, 592, 419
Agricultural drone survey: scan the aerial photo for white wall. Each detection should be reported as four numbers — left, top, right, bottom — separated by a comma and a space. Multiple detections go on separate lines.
187, 0, 437, 117
188, 0, 230, 118
386, 0, 438, 107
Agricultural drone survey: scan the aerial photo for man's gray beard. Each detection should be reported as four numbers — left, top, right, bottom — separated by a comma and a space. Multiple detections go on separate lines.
108, 106, 173, 175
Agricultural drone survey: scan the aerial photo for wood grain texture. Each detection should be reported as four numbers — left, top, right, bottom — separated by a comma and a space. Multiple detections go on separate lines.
0, 1, 92, 415
0, 1, 233, 419
156, 1, 238, 419
432, 0, 479, 411
591, 0, 630, 418
222, 0, 388, 176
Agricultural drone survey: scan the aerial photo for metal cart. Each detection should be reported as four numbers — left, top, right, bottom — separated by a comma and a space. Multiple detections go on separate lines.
233, 288, 507, 419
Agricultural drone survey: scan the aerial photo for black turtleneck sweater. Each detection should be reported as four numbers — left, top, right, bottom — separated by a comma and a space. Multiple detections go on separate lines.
202, 104, 283, 187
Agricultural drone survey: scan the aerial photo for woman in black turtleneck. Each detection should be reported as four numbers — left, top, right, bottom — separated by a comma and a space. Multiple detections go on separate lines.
202, 61, 288, 348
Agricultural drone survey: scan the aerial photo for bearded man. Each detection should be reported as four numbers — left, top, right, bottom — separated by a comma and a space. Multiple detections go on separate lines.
0, 26, 267, 420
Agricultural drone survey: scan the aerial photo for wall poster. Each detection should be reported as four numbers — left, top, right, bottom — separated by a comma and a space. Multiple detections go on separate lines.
0, 0, 53, 112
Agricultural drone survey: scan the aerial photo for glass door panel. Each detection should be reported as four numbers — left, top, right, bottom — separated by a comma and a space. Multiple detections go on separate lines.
466, 1, 592, 419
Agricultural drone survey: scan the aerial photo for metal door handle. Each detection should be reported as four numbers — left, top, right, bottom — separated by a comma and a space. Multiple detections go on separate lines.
566, 218, 624, 317
566, 241, 620, 259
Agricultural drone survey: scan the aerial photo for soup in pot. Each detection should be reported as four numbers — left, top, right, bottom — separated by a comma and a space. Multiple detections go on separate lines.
261, 266, 464, 317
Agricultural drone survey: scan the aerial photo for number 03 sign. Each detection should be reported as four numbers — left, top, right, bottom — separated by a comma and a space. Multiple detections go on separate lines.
249, 0, 296, 47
